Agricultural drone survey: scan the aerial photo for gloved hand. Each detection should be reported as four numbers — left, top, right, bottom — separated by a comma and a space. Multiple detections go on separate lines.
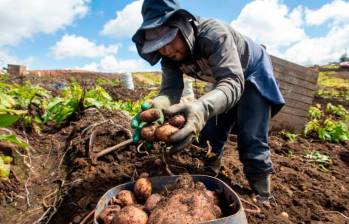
131, 95, 171, 145
164, 89, 229, 152
163, 101, 205, 152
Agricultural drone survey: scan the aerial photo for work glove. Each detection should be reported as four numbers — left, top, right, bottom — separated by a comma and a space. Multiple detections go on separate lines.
164, 89, 229, 152
131, 96, 171, 145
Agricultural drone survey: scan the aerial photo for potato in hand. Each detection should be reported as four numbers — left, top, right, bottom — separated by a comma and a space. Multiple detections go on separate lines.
139, 109, 161, 122
140, 124, 159, 142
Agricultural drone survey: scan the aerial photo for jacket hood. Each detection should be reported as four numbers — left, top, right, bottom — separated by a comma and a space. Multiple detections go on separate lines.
132, 0, 196, 65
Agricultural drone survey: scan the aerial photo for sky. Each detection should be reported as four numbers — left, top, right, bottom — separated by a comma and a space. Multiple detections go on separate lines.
0, 0, 348, 72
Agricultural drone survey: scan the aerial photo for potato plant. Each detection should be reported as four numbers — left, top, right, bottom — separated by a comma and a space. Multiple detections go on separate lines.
304, 103, 349, 143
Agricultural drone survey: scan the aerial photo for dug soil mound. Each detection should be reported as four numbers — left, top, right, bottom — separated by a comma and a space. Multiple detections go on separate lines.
0, 83, 348, 224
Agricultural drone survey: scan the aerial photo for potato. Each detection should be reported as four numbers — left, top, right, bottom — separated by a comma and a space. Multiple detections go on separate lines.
134, 177, 152, 201
155, 124, 179, 143
113, 205, 148, 224
168, 115, 186, 128
175, 175, 194, 189
148, 189, 218, 224
194, 181, 207, 191
139, 109, 161, 122
154, 158, 162, 166
116, 190, 136, 207
144, 193, 163, 212
213, 205, 222, 218
140, 124, 158, 142
98, 205, 121, 224
205, 190, 220, 205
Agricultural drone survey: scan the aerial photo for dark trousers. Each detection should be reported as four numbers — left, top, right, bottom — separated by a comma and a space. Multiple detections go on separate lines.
200, 82, 273, 177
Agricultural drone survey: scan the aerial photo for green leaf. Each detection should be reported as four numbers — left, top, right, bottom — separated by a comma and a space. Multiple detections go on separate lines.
0, 114, 21, 127
0, 157, 10, 179
0, 93, 16, 108
0, 134, 28, 148
0, 155, 13, 164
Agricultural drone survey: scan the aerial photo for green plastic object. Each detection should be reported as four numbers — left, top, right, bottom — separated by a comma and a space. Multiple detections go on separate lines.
132, 129, 140, 143
141, 102, 152, 111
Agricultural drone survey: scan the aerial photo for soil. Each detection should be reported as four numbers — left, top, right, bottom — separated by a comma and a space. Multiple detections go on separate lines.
102, 86, 153, 101
0, 76, 348, 224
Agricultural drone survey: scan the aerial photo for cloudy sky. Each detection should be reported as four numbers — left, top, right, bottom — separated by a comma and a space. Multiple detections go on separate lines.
0, 0, 348, 72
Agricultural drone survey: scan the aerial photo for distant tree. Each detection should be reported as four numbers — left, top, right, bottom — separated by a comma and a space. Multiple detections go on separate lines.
339, 52, 349, 62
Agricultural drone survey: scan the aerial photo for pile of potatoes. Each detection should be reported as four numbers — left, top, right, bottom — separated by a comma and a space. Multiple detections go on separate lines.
97, 175, 222, 224
139, 109, 186, 143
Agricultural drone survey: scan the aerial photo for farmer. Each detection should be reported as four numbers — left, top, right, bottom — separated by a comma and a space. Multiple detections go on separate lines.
132, 0, 285, 206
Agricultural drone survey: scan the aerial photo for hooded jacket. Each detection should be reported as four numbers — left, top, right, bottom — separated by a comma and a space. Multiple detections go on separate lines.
132, 0, 285, 116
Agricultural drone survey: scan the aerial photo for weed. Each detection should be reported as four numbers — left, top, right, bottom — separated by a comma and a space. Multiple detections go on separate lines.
280, 130, 299, 143
304, 151, 332, 172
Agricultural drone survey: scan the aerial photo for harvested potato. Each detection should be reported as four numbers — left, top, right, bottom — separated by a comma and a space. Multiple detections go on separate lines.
98, 205, 121, 224
144, 193, 163, 212
113, 205, 148, 224
194, 181, 207, 191
139, 109, 161, 122
140, 124, 158, 142
116, 190, 136, 207
175, 174, 194, 189
213, 205, 222, 217
148, 189, 218, 224
134, 177, 152, 201
168, 115, 185, 126
168, 115, 186, 128
205, 190, 220, 205
155, 124, 178, 143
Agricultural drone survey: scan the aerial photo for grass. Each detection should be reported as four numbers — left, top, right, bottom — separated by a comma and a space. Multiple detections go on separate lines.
133, 72, 162, 87
318, 71, 349, 88
316, 71, 349, 101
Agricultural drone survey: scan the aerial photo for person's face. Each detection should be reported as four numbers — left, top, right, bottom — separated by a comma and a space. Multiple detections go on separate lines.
158, 32, 188, 62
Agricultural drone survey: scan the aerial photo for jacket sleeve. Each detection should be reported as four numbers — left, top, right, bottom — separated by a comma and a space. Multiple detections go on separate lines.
158, 58, 184, 105
199, 28, 245, 111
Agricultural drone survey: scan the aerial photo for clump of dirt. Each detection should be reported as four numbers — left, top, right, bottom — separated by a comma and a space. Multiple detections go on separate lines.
0, 172, 21, 204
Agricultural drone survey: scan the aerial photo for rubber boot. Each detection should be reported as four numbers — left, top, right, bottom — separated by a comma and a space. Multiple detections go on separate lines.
247, 174, 271, 208
204, 153, 223, 177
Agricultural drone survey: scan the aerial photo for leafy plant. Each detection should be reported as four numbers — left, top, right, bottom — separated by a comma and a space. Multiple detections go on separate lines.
304, 103, 349, 143
84, 85, 114, 109
0, 93, 27, 127
308, 105, 322, 119
0, 135, 28, 179
0, 134, 28, 148
114, 90, 158, 116
42, 82, 83, 126
280, 130, 299, 143
305, 151, 332, 172
0, 156, 11, 180
326, 103, 349, 121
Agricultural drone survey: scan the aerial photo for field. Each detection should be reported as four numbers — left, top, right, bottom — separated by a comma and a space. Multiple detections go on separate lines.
0, 70, 348, 224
